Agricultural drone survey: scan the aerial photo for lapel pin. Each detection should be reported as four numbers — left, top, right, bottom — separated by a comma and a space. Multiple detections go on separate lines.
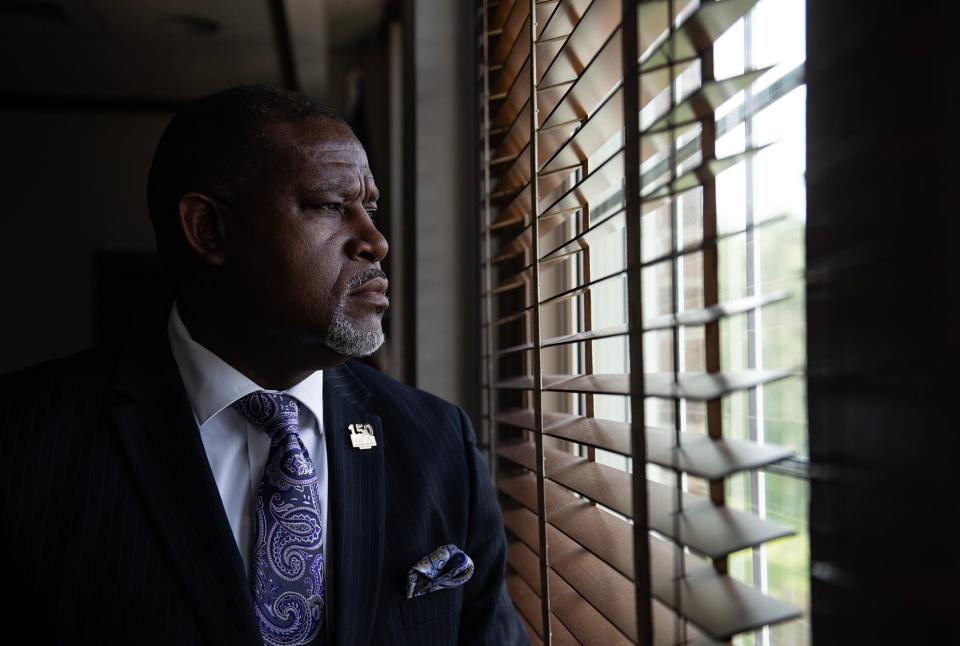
348, 423, 377, 450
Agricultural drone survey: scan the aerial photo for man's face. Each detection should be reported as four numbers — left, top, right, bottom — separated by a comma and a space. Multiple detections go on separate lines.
223, 116, 389, 357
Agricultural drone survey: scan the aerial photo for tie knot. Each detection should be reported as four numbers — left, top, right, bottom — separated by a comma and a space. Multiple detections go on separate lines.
232, 391, 300, 439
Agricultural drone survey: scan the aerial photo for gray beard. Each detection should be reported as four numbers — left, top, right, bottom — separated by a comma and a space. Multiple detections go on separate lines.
323, 295, 385, 358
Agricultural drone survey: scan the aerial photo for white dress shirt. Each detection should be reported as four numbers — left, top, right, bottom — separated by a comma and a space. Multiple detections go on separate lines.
166, 303, 327, 576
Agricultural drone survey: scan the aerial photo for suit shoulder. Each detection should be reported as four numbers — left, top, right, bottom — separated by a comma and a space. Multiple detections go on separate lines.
341, 360, 461, 413
340, 360, 467, 429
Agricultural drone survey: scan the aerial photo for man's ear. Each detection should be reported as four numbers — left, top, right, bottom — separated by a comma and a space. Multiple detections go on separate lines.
178, 192, 230, 267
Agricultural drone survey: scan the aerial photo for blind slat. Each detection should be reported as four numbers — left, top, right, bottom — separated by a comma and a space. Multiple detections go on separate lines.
490, 209, 580, 263
540, 84, 624, 174
538, 41, 700, 177
494, 289, 790, 355
651, 563, 802, 640
506, 573, 579, 644
506, 574, 542, 630
491, 99, 531, 163
539, 0, 620, 89
651, 599, 721, 646
490, 0, 529, 68
538, 0, 591, 42
536, 37, 567, 80
506, 503, 775, 644
510, 541, 630, 645
495, 340, 536, 356
642, 146, 767, 199
536, 205, 643, 266
639, 0, 759, 72
552, 544, 638, 640
509, 538, 544, 594
519, 614, 543, 646
539, 0, 695, 130
497, 322, 628, 356
488, 81, 572, 227
498, 472, 571, 514
647, 479, 794, 559
489, 0, 518, 32
496, 452, 793, 558
491, 145, 532, 196
495, 369, 793, 400
494, 150, 574, 202
646, 426, 793, 479
507, 541, 630, 645
540, 148, 624, 217
493, 16, 531, 97
495, 408, 793, 479
490, 27, 573, 159
490, 0, 565, 80
642, 290, 790, 329
489, 180, 531, 227
489, 263, 532, 295
538, 213, 785, 278
499, 409, 632, 456
541, 27, 621, 130
493, 304, 533, 326
642, 67, 771, 134
491, 56, 531, 129
490, 221, 532, 262
628, 214, 786, 271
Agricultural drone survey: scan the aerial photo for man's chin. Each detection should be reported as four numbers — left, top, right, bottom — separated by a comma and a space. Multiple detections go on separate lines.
323, 317, 384, 358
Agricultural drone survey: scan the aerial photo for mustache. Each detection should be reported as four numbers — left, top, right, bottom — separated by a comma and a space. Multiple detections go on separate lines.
346, 267, 388, 293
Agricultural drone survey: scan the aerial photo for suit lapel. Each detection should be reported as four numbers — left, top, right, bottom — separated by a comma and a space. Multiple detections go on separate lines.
108, 333, 262, 646
323, 362, 385, 646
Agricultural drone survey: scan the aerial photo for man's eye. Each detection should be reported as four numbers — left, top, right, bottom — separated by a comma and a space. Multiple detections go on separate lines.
316, 203, 344, 214
365, 208, 378, 221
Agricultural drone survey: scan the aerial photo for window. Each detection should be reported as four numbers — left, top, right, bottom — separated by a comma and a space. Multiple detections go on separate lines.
479, 0, 808, 643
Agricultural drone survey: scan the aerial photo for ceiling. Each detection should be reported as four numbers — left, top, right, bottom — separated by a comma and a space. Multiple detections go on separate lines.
0, 0, 384, 103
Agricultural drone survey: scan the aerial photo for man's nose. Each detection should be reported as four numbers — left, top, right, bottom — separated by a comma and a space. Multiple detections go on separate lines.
345, 209, 389, 263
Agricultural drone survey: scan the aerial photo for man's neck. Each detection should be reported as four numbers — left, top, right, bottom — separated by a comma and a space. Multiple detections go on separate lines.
176, 300, 344, 391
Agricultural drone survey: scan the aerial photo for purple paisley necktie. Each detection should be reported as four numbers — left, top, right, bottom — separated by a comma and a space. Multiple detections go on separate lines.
232, 392, 326, 646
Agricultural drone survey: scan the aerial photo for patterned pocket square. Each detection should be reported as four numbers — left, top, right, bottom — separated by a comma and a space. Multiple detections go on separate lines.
405, 544, 475, 599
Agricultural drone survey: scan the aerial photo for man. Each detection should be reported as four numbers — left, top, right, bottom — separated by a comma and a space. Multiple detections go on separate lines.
0, 85, 528, 646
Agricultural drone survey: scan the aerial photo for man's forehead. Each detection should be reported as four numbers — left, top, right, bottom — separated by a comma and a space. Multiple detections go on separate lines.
267, 118, 369, 169
310, 155, 376, 193
307, 147, 371, 168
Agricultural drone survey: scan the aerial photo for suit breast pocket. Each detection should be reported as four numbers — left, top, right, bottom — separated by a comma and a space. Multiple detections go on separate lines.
399, 585, 463, 628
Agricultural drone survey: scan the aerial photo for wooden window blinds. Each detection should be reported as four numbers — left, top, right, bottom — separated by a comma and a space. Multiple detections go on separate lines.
477, 0, 808, 644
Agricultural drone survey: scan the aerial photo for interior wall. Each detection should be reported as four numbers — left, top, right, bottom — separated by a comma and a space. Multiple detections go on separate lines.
412, 0, 477, 413
0, 109, 167, 375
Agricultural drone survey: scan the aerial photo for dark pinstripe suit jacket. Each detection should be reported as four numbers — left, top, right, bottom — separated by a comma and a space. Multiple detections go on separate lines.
0, 328, 528, 646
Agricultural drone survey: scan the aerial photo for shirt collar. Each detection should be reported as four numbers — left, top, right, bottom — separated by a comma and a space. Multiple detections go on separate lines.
167, 303, 324, 427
